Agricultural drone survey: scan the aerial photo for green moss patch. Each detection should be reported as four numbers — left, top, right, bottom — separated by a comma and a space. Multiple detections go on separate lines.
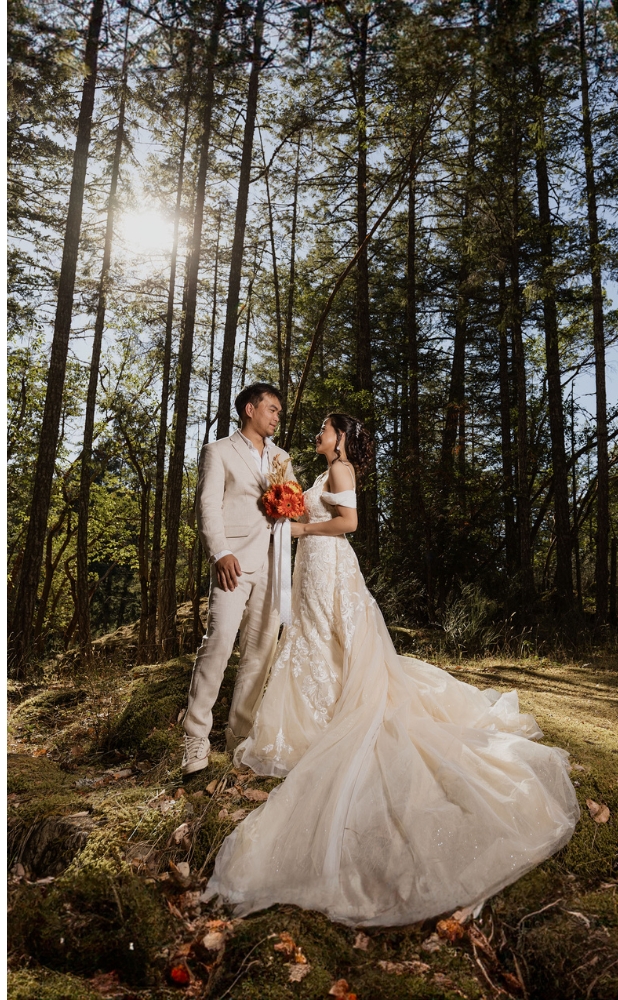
7, 968, 100, 1000
105, 657, 194, 759
9, 858, 172, 987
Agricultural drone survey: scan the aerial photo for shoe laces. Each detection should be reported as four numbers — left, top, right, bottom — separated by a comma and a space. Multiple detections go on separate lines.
184, 735, 207, 759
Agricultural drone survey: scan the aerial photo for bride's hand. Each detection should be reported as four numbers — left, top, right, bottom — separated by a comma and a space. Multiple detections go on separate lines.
290, 521, 306, 538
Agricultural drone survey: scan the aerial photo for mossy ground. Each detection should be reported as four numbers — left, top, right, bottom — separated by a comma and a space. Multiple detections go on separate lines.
7, 645, 618, 1000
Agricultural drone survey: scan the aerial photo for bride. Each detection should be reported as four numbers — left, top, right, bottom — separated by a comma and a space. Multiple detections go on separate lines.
205, 413, 579, 927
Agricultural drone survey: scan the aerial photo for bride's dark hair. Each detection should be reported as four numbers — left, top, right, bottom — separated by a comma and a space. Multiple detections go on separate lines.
326, 413, 373, 478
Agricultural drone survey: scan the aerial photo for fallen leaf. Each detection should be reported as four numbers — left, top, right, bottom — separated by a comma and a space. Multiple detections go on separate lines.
329, 980, 357, 999
224, 786, 241, 799
586, 798, 610, 824
572, 763, 587, 772
274, 932, 297, 957
451, 904, 475, 924
243, 788, 269, 802
169, 822, 192, 844
174, 787, 186, 799
421, 932, 444, 953
353, 931, 371, 950
437, 917, 465, 942
33, 747, 49, 757
206, 780, 218, 795
218, 808, 229, 819
169, 963, 191, 985
112, 768, 133, 780
202, 930, 227, 951
229, 808, 248, 822
170, 860, 191, 884
288, 963, 312, 982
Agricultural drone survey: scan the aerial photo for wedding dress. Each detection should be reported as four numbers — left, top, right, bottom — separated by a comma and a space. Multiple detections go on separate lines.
205, 472, 579, 927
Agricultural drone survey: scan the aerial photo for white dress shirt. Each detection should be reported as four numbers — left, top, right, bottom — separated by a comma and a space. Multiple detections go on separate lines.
212, 431, 275, 563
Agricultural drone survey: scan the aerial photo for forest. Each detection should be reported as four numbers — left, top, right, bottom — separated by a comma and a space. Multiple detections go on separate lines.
7, 0, 618, 671
6, 2, 618, 999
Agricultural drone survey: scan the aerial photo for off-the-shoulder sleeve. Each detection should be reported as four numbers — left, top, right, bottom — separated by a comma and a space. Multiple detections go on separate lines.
322, 489, 357, 509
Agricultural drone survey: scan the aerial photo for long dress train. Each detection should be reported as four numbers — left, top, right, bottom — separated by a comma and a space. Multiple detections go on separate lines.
205, 473, 579, 927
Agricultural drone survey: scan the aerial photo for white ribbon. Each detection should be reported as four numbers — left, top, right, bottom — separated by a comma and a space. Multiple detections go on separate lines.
272, 518, 292, 626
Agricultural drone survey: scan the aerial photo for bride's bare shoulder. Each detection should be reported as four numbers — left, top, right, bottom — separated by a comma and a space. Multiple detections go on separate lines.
327, 461, 356, 492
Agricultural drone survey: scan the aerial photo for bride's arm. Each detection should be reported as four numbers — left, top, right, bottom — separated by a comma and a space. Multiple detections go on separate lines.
291, 506, 357, 537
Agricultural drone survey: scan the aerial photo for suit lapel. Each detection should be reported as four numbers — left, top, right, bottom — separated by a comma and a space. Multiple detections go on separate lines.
230, 431, 266, 490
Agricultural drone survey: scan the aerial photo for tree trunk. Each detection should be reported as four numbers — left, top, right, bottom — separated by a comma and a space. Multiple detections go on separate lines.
510, 134, 534, 599
240, 269, 255, 386
76, 7, 130, 661
216, 0, 265, 440
159, 2, 225, 658
440, 274, 467, 475
570, 388, 583, 610
498, 270, 517, 574
280, 133, 301, 442
9, 0, 104, 676
440, 84, 476, 479
406, 172, 420, 477
354, 12, 379, 568
206, 207, 223, 434
262, 134, 283, 388
533, 66, 572, 606
578, 0, 609, 624
146, 39, 194, 662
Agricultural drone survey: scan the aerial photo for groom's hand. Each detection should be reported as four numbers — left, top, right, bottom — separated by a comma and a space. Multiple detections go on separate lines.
216, 554, 242, 592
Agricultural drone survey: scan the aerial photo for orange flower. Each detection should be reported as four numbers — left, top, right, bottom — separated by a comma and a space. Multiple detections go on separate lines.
262, 481, 305, 520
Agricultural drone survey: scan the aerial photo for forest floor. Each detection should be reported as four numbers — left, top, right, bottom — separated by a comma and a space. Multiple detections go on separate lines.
7, 617, 618, 1000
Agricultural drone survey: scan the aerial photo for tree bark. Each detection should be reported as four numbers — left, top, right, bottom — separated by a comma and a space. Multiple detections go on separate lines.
206, 207, 223, 434
406, 172, 420, 477
354, 11, 379, 568
510, 133, 534, 599
498, 270, 517, 575
146, 38, 194, 662
216, 0, 265, 440
262, 135, 283, 387
578, 0, 609, 624
533, 65, 572, 605
280, 133, 301, 443
159, 2, 225, 658
9, 0, 104, 676
76, 6, 130, 661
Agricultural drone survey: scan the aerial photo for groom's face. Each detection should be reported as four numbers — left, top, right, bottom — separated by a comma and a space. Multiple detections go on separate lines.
244, 393, 282, 439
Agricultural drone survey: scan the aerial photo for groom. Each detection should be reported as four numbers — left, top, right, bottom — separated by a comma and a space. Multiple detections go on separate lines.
182, 383, 295, 777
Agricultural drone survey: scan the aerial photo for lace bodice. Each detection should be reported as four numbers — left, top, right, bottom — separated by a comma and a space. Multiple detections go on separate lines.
303, 472, 356, 523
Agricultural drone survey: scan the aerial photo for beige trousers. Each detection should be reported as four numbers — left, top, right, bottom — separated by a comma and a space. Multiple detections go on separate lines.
184, 555, 279, 753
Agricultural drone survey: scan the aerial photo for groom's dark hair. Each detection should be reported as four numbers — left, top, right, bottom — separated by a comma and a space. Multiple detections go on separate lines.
235, 382, 283, 424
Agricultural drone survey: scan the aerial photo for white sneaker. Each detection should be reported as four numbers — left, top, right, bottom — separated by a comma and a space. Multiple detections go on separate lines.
182, 735, 209, 776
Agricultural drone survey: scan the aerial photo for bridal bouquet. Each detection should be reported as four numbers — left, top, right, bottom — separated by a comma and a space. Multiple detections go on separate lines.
262, 455, 305, 520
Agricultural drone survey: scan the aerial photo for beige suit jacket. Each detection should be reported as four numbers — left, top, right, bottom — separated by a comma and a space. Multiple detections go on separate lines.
196, 430, 296, 573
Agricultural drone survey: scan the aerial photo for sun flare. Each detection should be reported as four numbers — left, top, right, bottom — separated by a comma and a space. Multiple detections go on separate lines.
117, 209, 175, 258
